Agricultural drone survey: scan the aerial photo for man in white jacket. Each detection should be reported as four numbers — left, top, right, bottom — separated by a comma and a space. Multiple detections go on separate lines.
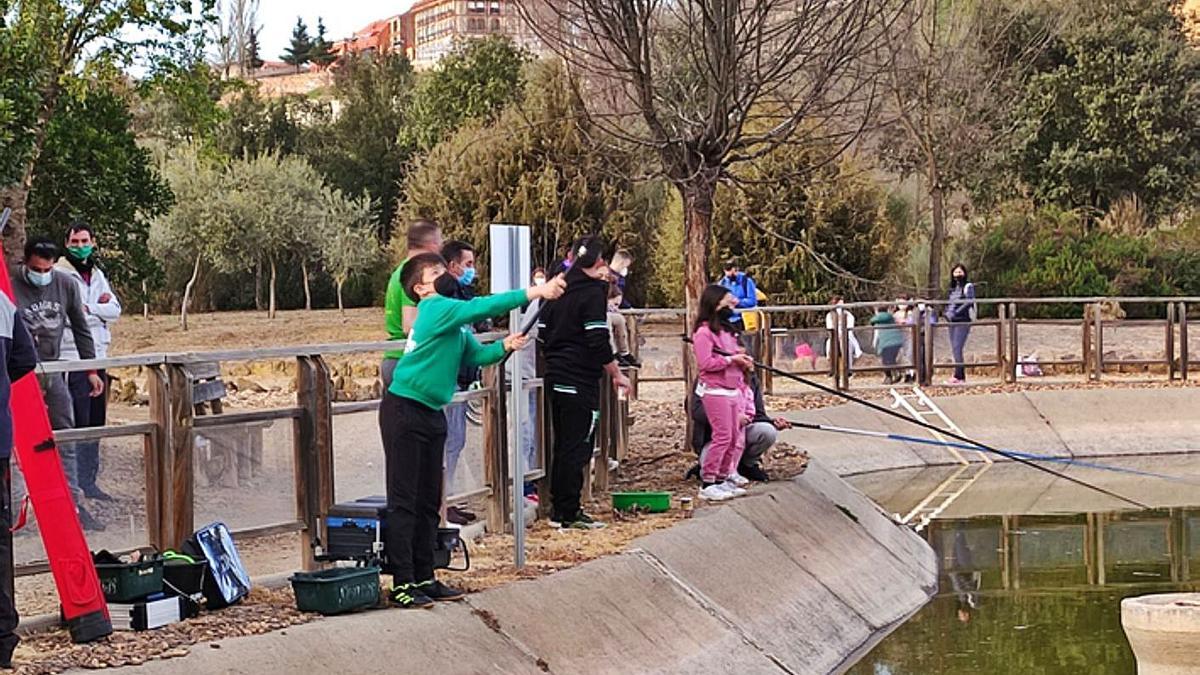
58, 223, 120, 502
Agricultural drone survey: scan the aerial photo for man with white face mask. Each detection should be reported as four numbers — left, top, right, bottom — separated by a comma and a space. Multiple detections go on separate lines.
9, 236, 105, 531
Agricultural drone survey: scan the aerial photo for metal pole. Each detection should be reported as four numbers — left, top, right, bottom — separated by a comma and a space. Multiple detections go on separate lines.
509, 307, 525, 568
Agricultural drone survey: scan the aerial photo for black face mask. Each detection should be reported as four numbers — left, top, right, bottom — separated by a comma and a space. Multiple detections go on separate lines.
717, 307, 735, 321
434, 272, 460, 298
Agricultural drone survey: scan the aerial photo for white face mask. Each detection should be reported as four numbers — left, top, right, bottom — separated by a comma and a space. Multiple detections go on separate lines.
26, 269, 52, 287
532, 276, 546, 287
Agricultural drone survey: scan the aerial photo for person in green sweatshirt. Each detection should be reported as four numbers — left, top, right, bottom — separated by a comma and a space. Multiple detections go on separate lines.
870, 305, 906, 384
380, 252, 565, 608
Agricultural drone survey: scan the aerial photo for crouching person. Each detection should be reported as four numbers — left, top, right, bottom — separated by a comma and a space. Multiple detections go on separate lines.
689, 375, 791, 483
378, 252, 564, 608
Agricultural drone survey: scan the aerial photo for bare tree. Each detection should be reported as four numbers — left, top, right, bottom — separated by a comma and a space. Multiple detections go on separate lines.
212, 0, 260, 78
515, 0, 898, 318
875, 0, 1060, 293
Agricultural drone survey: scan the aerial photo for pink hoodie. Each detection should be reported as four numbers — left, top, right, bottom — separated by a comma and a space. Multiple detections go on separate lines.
692, 324, 746, 391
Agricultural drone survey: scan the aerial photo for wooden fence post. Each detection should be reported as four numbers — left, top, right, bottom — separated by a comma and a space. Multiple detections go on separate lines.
1008, 303, 1019, 384
595, 377, 612, 495
626, 315, 640, 399
1167, 302, 1177, 381
839, 311, 851, 391
1180, 302, 1189, 381
145, 365, 169, 550
760, 312, 774, 396
294, 355, 334, 571
923, 307, 935, 387
162, 363, 195, 550
482, 366, 509, 534
997, 304, 1008, 383
1092, 303, 1104, 381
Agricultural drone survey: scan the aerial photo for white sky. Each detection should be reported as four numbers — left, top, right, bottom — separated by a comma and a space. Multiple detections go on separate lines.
255, 1, 415, 60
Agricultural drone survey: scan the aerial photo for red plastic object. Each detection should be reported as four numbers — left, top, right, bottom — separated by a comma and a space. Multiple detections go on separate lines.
0, 250, 111, 643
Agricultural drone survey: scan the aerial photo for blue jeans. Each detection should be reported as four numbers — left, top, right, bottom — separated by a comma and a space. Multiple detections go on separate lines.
521, 390, 538, 495
443, 392, 468, 495
949, 322, 972, 380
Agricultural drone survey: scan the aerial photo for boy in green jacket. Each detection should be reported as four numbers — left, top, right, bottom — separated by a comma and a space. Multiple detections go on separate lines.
381, 252, 565, 608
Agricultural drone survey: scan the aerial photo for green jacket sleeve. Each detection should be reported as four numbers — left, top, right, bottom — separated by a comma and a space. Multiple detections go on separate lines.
438, 289, 528, 332
465, 332, 508, 368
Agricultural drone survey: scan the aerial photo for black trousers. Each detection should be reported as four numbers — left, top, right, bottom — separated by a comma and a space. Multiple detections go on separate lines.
68, 370, 107, 491
0, 459, 17, 655
378, 393, 445, 584
548, 386, 598, 521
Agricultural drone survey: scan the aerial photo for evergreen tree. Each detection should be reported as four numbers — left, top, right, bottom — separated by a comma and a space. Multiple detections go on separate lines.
281, 17, 312, 71
246, 27, 265, 71
309, 18, 336, 68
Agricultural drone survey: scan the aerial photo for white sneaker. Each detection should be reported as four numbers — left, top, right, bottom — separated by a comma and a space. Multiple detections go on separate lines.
699, 484, 731, 501
727, 473, 750, 488
721, 481, 748, 497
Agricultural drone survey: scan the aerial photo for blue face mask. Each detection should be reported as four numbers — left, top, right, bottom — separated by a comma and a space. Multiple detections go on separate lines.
459, 266, 476, 286
26, 269, 52, 287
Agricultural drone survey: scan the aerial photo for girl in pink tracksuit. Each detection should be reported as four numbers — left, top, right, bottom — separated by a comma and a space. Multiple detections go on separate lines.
692, 285, 755, 501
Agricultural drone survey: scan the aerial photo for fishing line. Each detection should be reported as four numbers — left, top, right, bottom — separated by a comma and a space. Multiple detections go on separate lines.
681, 336, 1151, 509
785, 420, 1200, 488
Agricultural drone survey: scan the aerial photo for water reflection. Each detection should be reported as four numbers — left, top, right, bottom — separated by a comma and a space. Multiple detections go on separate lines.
850, 507, 1200, 674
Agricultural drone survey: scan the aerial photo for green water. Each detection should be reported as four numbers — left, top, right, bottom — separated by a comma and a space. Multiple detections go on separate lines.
850, 509, 1200, 675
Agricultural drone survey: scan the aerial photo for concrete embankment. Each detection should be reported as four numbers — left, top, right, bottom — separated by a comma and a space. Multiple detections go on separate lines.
111, 461, 936, 675
789, 388, 1200, 476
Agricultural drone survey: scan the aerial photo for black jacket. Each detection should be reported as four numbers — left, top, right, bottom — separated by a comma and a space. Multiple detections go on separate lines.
538, 266, 614, 401
0, 293, 37, 460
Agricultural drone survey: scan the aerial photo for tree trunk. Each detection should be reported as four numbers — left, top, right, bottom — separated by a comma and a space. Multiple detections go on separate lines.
302, 260, 312, 311
678, 179, 716, 331
336, 279, 345, 315
253, 259, 263, 311
2, 83, 63, 263
269, 257, 277, 319
181, 253, 202, 331
927, 179, 946, 296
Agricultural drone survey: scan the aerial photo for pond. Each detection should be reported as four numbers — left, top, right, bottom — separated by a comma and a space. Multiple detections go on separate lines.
846, 456, 1200, 675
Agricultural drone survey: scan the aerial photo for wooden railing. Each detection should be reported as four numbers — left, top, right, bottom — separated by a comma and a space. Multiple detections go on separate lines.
622, 297, 1199, 393
20, 336, 577, 577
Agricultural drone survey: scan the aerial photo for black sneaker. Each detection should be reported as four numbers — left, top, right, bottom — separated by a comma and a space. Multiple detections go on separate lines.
556, 511, 606, 530
738, 463, 770, 482
389, 583, 434, 609
418, 579, 464, 601
83, 486, 114, 502
77, 505, 105, 532
684, 464, 700, 482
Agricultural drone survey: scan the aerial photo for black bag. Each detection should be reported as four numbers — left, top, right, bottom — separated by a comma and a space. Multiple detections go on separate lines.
181, 522, 251, 609
433, 528, 470, 572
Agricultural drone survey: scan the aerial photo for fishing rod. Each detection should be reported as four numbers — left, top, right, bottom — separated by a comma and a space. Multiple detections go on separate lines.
681, 336, 1150, 509
499, 233, 598, 365
785, 419, 1200, 488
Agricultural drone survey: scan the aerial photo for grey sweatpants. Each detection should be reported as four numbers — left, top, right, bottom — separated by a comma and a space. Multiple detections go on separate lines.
13, 372, 81, 507
699, 421, 778, 470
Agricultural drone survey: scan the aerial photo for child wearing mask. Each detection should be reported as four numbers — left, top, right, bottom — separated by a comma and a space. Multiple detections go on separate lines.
691, 284, 754, 502
379, 253, 564, 607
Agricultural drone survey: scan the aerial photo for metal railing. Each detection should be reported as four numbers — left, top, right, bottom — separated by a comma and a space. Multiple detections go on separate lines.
622, 296, 1199, 393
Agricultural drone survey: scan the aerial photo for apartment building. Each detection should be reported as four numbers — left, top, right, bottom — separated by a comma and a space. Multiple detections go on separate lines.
405, 0, 548, 68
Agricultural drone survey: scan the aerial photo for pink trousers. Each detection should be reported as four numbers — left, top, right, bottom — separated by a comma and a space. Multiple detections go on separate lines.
700, 394, 745, 482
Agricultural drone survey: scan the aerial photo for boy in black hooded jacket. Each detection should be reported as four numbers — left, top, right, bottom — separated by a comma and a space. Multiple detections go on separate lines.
538, 236, 630, 529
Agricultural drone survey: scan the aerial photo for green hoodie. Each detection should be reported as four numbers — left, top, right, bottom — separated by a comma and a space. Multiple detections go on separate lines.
387, 289, 528, 409
870, 310, 905, 350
